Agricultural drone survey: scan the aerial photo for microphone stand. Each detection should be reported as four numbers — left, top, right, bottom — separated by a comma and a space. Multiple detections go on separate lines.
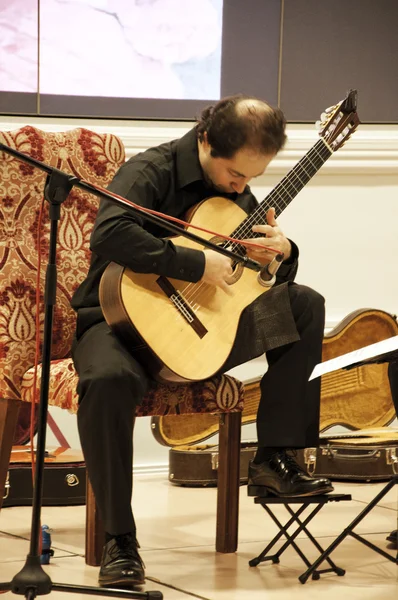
0, 141, 267, 600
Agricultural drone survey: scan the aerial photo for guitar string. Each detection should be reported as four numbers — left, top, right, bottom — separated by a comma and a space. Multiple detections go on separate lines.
179, 139, 332, 311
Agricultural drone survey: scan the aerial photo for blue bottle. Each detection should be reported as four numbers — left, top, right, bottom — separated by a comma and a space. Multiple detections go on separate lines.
40, 524, 54, 564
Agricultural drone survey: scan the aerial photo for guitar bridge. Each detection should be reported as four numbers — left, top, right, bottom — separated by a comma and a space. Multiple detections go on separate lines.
156, 276, 207, 338
170, 293, 194, 323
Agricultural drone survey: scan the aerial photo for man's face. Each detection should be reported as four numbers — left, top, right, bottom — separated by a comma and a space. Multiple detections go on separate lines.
198, 135, 276, 194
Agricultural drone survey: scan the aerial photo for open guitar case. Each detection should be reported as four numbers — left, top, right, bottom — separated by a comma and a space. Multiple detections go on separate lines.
151, 308, 398, 485
4, 447, 86, 507
4, 407, 86, 508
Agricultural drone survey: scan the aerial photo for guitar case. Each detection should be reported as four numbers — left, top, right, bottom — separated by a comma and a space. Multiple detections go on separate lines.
151, 308, 398, 485
3, 446, 86, 507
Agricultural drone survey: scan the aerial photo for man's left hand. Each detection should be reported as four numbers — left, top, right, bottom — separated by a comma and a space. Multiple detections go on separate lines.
244, 207, 292, 265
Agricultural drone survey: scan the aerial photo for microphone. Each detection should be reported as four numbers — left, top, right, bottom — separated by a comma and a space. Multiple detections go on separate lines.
258, 253, 284, 288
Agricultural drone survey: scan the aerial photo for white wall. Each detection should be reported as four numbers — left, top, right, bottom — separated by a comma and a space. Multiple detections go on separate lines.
2, 116, 398, 471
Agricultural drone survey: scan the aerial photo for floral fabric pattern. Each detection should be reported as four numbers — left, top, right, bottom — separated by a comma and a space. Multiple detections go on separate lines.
0, 126, 124, 400
21, 358, 244, 417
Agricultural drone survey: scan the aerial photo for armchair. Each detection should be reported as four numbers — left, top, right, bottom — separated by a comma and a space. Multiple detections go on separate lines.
0, 126, 245, 566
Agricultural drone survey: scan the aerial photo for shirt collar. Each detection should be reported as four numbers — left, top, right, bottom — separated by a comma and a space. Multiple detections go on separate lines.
176, 127, 204, 189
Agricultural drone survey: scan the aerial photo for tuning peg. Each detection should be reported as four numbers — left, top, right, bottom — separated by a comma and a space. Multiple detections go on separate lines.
320, 103, 339, 119
319, 105, 338, 127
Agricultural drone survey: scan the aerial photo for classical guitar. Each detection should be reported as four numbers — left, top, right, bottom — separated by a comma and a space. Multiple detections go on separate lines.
100, 91, 360, 383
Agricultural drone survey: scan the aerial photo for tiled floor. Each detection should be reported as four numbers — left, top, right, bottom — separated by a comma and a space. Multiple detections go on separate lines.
0, 475, 397, 599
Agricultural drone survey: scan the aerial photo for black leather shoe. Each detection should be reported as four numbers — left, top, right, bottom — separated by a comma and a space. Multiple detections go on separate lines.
247, 451, 334, 497
98, 533, 145, 588
386, 529, 397, 548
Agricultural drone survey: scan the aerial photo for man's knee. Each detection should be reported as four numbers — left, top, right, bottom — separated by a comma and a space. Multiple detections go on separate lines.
289, 284, 325, 326
77, 361, 148, 412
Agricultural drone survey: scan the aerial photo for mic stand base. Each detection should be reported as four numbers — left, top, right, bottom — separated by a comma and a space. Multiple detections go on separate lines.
9, 556, 51, 596
0, 575, 162, 600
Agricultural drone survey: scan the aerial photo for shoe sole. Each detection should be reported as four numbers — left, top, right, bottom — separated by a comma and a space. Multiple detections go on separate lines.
98, 575, 145, 588
247, 484, 334, 498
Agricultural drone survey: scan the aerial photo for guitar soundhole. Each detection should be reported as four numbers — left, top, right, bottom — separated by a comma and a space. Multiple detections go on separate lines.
231, 261, 244, 284
208, 236, 244, 285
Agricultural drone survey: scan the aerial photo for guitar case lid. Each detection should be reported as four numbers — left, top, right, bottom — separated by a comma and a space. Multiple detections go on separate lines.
151, 308, 398, 448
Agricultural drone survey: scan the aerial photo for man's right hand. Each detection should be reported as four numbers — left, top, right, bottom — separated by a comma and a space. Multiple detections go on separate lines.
201, 250, 234, 295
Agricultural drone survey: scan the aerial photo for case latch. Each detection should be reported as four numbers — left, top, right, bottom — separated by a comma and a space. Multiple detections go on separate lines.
304, 447, 317, 474
3, 471, 10, 499
211, 452, 219, 471
65, 473, 80, 487
386, 448, 398, 475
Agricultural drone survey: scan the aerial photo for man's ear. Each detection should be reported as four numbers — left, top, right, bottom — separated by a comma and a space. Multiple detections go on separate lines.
202, 131, 210, 150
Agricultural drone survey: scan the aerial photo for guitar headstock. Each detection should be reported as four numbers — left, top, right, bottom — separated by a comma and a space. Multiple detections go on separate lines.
317, 89, 360, 151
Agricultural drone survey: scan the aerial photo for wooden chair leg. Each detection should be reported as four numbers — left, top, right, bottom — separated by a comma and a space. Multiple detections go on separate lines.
216, 410, 242, 553
0, 398, 21, 509
84, 410, 242, 561
85, 475, 105, 566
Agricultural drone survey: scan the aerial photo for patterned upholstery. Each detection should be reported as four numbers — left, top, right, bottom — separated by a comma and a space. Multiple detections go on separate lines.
0, 126, 244, 421
0, 126, 123, 400
20, 359, 243, 416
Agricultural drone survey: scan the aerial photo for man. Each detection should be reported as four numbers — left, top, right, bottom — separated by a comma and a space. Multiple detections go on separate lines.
71, 95, 333, 588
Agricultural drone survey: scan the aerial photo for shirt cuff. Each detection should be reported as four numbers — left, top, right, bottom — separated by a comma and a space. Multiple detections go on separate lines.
277, 239, 299, 278
164, 246, 206, 282
284, 239, 299, 264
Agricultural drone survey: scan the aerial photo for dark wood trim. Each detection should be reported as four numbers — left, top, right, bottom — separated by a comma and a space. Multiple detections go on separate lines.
85, 476, 105, 566
0, 398, 21, 509
216, 411, 242, 553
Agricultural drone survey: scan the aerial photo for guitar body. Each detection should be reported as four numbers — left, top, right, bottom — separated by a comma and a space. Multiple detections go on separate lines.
100, 197, 271, 383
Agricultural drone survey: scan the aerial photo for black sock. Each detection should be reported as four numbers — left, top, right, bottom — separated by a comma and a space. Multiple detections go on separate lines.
254, 447, 284, 464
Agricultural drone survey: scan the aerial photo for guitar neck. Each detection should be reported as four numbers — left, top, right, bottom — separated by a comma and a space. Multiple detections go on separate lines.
231, 137, 332, 244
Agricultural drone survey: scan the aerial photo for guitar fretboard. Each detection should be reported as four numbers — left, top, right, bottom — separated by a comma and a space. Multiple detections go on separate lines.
226, 137, 332, 256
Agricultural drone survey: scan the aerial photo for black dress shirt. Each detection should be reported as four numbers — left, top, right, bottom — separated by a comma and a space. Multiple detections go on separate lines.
71, 127, 298, 337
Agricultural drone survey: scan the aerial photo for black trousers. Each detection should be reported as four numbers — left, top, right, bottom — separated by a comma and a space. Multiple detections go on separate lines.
72, 283, 325, 535
388, 360, 398, 416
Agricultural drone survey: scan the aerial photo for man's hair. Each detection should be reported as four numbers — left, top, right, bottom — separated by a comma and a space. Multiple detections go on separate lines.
196, 94, 287, 159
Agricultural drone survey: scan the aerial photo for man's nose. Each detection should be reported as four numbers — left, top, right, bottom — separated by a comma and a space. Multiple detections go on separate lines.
231, 180, 248, 193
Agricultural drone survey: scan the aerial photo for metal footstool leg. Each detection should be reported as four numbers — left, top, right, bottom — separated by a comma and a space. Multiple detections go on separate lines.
249, 493, 352, 583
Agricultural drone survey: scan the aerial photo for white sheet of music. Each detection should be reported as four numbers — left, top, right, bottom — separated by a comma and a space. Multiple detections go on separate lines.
309, 335, 398, 381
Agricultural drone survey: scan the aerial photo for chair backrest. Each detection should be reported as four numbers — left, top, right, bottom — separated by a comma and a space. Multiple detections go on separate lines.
0, 126, 125, 400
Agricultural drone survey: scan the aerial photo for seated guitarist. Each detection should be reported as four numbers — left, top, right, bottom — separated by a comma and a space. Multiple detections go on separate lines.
71, 94, 333, 589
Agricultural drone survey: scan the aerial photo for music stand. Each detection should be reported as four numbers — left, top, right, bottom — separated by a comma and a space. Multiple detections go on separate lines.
0, 142, 266, 599
299, 348, 398, 583
347, 349, 398, 368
